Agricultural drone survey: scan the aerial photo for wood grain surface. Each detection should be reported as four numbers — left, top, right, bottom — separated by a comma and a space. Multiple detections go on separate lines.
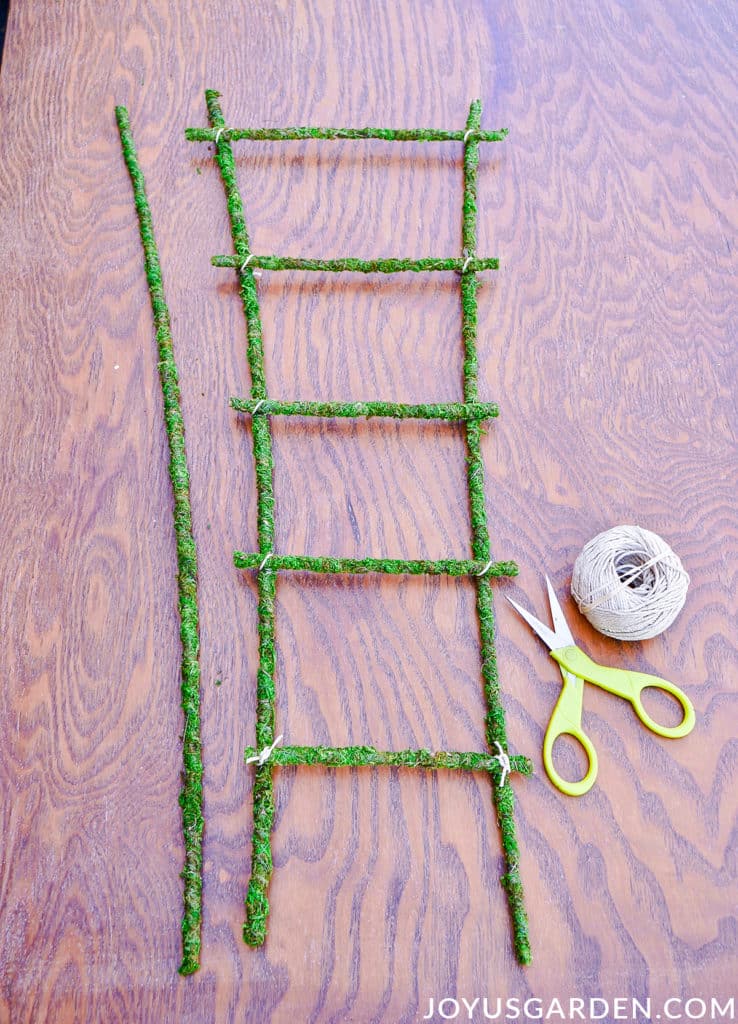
0, 2, 736, 1021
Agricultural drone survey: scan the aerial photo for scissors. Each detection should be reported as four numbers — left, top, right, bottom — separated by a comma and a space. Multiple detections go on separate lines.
508, 577, 695, 796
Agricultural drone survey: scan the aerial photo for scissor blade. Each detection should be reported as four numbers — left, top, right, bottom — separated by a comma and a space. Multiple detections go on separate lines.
506, 596, 560, 651
545, 576, 576, 648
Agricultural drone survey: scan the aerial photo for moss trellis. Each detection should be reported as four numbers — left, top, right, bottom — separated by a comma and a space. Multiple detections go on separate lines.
117, 93, 533, 977
190, 89, 532, 967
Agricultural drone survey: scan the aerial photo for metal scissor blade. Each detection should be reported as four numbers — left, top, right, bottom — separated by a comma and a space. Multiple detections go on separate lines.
506, 596, 560, 651
545, 576, 576, 648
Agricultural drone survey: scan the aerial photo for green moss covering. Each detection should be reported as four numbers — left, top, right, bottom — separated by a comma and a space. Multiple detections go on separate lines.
186, 125, 508, 143
115, 106, 204, 976
212, 254, 499, 274
461, 100, 531, 965
244, 744, 532, 776
229, 398, 499, 421
234, 551, 518, 579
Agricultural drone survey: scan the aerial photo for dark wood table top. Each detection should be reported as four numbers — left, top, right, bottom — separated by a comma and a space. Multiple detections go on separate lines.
0, 2, 735, 1021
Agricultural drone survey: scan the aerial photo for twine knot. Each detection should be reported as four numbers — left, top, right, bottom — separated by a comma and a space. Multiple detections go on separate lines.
492, 741, 511, 787
476, 560, 493, 577
240, 253, 261, 278
246, 734, 283, 766
259, 551, 274, 571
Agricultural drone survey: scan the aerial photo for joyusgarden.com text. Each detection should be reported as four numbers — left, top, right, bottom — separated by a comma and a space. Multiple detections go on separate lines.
421, 996, 736, 1022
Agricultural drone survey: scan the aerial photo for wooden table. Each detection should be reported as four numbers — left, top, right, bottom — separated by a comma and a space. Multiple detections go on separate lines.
0, 2, 735, 1021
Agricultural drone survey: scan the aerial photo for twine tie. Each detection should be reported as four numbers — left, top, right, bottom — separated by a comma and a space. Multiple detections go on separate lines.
240, 253, 261, 278
246, 735, 283, 766
492, 742, 511, 787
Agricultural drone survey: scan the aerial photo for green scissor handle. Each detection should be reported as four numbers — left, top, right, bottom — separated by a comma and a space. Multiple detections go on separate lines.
550, 645, 696, 739
543, 670, 600, 797
543, 646, 695, 797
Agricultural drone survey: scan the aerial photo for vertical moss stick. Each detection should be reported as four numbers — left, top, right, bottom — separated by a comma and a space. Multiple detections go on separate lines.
204, 90, 278, 947
114, 106, 204, 975
461, 100, 531, 964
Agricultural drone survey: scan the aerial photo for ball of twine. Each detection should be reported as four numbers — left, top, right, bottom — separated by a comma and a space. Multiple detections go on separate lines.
571, 525, 689, 641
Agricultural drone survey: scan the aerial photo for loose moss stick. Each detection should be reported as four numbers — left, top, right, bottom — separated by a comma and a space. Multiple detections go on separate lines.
234, 551, 518, 579
186, 126, 509, 144
244, 744, 533, 777
213, 255, 499, 274
114, 106, 203, 976
230, 398, 499, 421
461, 100, 531, 965
204, 90, 279, 949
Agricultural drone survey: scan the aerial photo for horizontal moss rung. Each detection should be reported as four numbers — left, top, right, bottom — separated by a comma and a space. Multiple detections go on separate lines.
186, 126, 509, 144
212, 254, 498, 274
230, 398, 499, 421
243, 744, 532, 777
233, 551, 518, 579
